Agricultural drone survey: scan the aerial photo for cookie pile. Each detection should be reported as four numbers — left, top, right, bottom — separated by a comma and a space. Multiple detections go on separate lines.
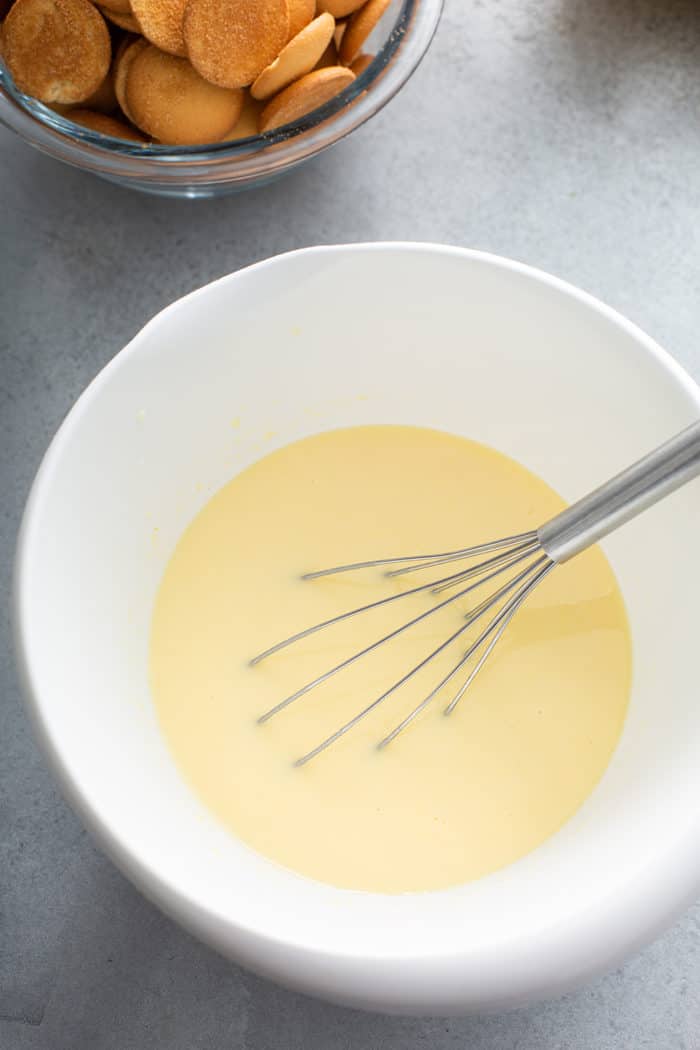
1, 0, 390, 144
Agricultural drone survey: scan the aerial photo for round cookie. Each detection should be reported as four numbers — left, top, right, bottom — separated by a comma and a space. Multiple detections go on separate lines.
314, 40, 339, 69
259, 65, 354, 132
97, 0, 132, 14
349, 52, 373, 76
287, 0, 314, 38
80, 67, 118, 114
114, 36, 148, 121
3, 0, 111, 104
317, 0, 365, 16
339, 0, 391, 64
125, 44, 244, 144
98, 3, 141, 30
314, 19, 345, 67
183, 0, 290, 89
251, 13, 335, 101
130, 0, 188, 56
225, 91, 263, 140
70, 108, 147, 141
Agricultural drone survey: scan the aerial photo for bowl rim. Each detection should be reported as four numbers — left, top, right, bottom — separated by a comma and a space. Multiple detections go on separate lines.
0, 0, 443, 187
13, 243, 700, 1008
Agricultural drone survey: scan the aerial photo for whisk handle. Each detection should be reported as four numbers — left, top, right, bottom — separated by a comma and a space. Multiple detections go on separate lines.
538, 419, 700, 563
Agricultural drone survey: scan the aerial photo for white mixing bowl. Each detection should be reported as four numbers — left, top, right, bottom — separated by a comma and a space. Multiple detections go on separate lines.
14, 244, 700, 1014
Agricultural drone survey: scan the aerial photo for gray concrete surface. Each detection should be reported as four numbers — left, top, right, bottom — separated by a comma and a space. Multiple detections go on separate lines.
2, 0, 700, 1046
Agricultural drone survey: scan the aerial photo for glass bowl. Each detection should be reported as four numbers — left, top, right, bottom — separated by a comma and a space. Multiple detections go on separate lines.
0, 0, 442, 197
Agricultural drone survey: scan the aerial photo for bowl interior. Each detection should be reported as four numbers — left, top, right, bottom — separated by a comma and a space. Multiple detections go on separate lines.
16, 244, 700, 1010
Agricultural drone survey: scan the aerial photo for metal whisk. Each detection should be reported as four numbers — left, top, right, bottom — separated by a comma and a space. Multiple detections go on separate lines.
252, 421, 700, 765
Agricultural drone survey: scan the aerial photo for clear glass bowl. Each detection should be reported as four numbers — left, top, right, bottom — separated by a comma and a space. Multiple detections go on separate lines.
0, 0, 442, 197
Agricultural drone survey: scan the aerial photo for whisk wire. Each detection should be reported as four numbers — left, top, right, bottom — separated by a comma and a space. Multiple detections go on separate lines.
257, 544, 545, 725
293, 555, 551, 767
300, 531, 537, 580
293, 618, 473, 767
430, 539, 539, 594
443, 558, 554, 715
252, 536, 540, 667
376, 556, 553, 749
385, 533, 538, 578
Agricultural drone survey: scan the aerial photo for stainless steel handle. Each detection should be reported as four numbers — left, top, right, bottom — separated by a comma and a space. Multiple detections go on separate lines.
538, 419, 700, 563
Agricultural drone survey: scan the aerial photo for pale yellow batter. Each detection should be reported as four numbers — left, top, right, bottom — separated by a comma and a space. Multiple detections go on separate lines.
150, 425, 631, 893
